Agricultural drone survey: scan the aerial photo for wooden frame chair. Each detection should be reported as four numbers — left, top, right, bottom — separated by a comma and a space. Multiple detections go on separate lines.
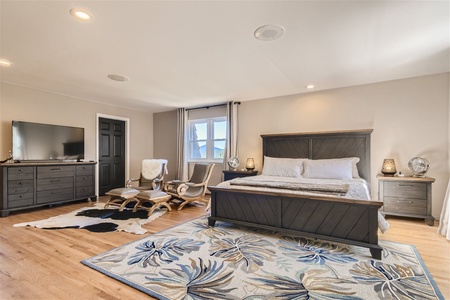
164, 163, 215, 210
126, 159, 168, 191
104, 159, 168, 210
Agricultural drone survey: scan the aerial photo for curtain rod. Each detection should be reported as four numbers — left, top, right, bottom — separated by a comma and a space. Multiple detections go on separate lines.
186, 101, 241, 111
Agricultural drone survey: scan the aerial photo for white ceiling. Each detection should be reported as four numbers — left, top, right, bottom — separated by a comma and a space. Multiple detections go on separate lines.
1, 1, 449, 113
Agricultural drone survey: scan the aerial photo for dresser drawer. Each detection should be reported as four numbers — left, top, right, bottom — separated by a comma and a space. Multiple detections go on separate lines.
8, 167, 34, 180
76, 165, 94, 175
76, 175, 93, 187
37, 166, 74, 178
8, 180, 34, 194
383, 181, 427, 199
383, 196, 427, 215
37, 188, 74, 203
37, 177, 74, 191
8, 193, 34, 208
76, 186, 94, 198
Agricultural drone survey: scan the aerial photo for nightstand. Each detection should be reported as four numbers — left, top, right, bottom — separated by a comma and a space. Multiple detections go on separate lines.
377, 175, 435, 226
222, 170, 258, 181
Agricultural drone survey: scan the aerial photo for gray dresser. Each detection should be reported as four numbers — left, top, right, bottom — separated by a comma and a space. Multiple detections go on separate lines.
1, 162, 96, 217
377, 175, 435, 226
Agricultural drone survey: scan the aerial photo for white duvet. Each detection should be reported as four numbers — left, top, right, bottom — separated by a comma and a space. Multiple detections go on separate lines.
218, 175, 390, 233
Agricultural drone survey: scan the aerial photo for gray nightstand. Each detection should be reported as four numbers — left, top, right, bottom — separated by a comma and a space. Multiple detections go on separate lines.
222, 170, 258, 181
377, 175, 435, 226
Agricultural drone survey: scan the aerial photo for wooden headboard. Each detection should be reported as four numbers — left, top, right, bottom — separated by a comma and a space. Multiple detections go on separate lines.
261, 129, 373, 185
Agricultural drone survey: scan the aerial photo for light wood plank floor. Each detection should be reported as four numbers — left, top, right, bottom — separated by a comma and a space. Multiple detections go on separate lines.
1, 197, 449, 299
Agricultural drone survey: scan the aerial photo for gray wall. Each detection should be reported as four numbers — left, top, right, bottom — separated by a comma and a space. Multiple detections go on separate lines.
153, 73, 450, 219
1, 82, 154, 193
153, 110, 177, 181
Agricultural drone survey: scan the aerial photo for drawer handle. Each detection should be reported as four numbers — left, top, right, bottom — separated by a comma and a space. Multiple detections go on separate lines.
397, 200, 413, 204
397, 184, 412, 188
50, 180, 61, 183
51, 168, 61, 171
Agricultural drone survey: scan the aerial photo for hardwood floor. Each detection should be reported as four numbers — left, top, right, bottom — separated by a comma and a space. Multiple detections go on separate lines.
1, 197, 449, 299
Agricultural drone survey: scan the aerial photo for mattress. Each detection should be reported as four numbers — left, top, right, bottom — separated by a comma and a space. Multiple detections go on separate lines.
217, 175, 390, 233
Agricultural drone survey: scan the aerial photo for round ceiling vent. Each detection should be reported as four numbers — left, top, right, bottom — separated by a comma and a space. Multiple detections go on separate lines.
254, 24, 285, 41
107, 74, 129, 82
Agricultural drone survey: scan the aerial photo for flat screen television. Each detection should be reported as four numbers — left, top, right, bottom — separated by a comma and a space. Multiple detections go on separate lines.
12, 121, 85, 162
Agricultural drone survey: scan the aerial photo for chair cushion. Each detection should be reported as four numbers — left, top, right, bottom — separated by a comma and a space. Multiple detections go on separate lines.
136, 190, 170, 200
105, 188, 139, 196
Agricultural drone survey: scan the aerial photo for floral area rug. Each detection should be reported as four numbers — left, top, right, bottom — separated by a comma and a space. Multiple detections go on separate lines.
14, 202, 166, 235
82, 216, 443, 299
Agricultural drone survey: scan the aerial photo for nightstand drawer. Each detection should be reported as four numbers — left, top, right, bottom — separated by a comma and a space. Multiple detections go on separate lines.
383, 182, 426, 199
383, 196, 427, 215
223, 170, 258, 181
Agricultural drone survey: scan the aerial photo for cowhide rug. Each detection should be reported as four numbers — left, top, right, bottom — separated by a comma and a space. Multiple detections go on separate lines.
13, 202, 166, 234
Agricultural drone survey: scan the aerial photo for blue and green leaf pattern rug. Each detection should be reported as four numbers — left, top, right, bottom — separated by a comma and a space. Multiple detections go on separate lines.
82, 216, 443, 299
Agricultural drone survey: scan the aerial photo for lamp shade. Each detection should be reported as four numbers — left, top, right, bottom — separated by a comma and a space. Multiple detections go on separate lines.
245, 158, 255, 171
381, 159, 397, 176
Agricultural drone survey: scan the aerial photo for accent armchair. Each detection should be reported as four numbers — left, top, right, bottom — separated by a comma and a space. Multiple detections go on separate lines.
104, 159, 168, 210
164, 163, 215, 210
126, 159, 168, 191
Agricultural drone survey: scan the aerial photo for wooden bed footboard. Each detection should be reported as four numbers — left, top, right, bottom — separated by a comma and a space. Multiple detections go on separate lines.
208, 186, 383, 259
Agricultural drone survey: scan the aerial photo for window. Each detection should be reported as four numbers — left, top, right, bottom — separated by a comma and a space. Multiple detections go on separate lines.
188, 117, 226, 162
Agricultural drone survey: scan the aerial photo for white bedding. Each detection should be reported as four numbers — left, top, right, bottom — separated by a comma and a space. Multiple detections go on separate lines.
218, 175, 390, 233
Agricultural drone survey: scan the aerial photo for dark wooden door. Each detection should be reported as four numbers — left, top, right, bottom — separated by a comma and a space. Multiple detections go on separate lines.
98, 118, 126, 196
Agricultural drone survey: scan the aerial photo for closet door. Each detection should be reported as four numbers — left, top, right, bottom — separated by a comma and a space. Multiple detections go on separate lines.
98, 118, 125, 196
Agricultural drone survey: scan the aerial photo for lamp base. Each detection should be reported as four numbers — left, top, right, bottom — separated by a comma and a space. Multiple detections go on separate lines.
381, 172, 396, 177
246, 168, 255, 172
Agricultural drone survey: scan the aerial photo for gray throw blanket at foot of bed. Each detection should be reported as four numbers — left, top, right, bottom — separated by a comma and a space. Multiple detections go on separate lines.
229, 178, 349, 196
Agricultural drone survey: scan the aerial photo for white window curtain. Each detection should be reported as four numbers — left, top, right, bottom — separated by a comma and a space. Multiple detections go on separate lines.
176, 108, 188, 181
438, 179, 450, 240
223, 101, 240, 170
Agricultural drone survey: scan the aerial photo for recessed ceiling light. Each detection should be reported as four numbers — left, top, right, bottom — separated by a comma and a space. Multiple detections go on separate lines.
306, 85, 315, 89
254, 24, 285, 41
0, 59, 12, 67
70, 9, 94, 21
108, 74, 129, 82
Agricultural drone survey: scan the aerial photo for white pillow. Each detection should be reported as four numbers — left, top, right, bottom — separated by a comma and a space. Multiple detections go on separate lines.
262, 156, 307, 178
303, 159, 353, 180
331, 157, 360, 178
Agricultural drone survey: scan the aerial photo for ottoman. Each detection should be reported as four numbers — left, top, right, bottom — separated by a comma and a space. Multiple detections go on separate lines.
104, 187, 140, 210
135, 190, 172, 216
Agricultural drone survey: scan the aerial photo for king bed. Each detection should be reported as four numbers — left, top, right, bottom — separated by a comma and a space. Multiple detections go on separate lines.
208, 129, 387, 259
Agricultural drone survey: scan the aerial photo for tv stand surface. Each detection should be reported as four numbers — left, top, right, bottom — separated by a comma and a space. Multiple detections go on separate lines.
0, 161, 97, 217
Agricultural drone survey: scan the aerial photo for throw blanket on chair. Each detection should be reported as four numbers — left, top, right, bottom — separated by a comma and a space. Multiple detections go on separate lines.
230, 178, 349, 196
142, 159, 168, 180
